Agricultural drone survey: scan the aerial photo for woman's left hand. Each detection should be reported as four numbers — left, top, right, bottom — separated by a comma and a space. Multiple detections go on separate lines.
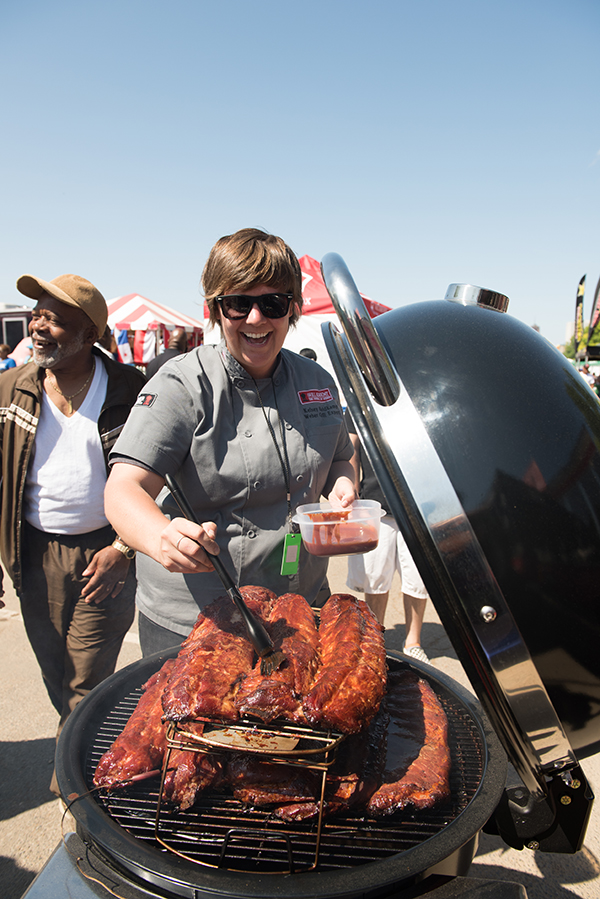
328, 474, 357, 509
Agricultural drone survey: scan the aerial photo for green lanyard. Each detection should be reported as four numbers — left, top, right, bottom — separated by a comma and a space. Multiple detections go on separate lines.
252, 379, 302, 576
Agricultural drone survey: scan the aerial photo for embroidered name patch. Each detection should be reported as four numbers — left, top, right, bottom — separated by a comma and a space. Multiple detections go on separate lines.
298, 388, 333, 404
135, 393, 157, 407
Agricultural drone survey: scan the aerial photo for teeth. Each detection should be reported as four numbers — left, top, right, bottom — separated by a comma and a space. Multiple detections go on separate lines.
243, 332, 269, 340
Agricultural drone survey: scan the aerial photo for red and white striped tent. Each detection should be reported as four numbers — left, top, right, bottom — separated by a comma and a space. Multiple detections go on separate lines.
202, 254, 391, 378
107, 294, 204, 365
283, 255, 390, 369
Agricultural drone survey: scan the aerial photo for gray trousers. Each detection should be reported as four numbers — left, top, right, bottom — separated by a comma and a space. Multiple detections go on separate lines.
19, 522, 136, 734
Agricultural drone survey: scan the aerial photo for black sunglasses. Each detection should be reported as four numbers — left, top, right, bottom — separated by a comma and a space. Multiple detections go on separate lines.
216, 293, 293, 320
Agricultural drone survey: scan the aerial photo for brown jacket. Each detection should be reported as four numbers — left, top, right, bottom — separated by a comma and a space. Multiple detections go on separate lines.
0, 348, 146, 593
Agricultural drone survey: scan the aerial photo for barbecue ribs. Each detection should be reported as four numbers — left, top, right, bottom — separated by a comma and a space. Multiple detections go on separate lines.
302, 593, 387, 733
234, 592, 319, 723
162, 721, 224, 810
94, 659, 175, 788
367, 669, 451, 815
161, 587, 275, 722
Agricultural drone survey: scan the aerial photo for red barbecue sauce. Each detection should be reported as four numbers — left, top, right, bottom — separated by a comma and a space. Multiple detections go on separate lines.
303, 511, 379, 556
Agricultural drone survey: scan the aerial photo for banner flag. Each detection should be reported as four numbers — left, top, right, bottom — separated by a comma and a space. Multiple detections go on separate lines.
575, 275, 586, 352
587, 274, 600, 350
134, 329, 156, 364
114, 327, 133, 365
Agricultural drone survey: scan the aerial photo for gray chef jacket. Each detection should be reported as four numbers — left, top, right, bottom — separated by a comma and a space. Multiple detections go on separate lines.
110, 342, 353, 636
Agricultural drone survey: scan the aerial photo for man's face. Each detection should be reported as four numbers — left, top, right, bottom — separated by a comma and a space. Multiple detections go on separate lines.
29, 293, 94, 368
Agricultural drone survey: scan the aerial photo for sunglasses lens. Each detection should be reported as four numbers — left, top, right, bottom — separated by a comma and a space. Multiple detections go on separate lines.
222, 296, 252, 319
259, 295, 290, 318
219, 294, 291, 319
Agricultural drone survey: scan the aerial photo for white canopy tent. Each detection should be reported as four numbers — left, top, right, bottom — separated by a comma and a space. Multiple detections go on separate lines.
107, 294, 204, 364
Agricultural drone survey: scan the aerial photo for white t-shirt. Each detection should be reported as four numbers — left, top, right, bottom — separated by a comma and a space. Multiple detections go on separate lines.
25, 360, 109, 534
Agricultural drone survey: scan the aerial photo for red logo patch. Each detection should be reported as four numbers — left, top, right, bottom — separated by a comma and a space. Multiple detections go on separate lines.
298, 388, 333, 404
136, 393, 157, 407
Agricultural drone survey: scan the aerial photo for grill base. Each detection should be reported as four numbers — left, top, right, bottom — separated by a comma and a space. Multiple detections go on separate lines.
27, 833, 527, 899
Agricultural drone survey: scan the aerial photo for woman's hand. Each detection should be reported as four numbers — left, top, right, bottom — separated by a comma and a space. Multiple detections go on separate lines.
105, 463, 220, 575
328, 474, 357, 509
159, 517, 219, 573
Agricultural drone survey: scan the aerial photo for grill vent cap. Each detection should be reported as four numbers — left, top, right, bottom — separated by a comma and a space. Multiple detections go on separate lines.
445, 283, 509, 313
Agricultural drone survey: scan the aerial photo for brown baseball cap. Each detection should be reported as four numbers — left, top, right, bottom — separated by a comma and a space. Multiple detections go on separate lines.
16, 273, 108, 335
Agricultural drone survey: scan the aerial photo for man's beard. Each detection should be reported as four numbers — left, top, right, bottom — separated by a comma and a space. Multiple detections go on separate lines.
32, 331, 86, 368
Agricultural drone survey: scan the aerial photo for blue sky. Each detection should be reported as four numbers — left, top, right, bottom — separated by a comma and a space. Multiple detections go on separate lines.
2, 0, 599, 347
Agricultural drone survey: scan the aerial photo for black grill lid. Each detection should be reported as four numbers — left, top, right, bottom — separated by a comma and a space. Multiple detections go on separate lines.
321, 253, 596, 852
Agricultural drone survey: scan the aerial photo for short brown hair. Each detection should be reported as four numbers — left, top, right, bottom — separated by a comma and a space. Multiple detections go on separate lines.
202, 228, 303, 329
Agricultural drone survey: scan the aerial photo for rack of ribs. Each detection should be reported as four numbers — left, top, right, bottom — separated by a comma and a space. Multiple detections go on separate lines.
367, 670, 451, 815
161, 586, 275, 722
302, 593, 387, 733
94, 659, 175, 788
162, 722, 225, 810
273, 705, 390, 823
226, 754, 322, 812
234, 592, 320, 723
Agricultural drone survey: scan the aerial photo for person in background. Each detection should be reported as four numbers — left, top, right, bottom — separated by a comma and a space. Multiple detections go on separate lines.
96, 324, 119, 361
105, 228, 356, 656
145, 327, 188, 378
0, 344, 16, 372
299, 347, 317, 361
345, 413, 432, 664
0, 273, 146, 793
579, 362, 596, 389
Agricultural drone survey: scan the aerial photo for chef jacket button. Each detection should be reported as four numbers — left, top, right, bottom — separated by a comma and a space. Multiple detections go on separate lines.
253, 481, 261, 489
285, 422, 292, 430
296, 474, 303, 482
274, 378, 280, 386
247, 530, 256, 538
245, 430, 252, 437
235, 378, 245, 387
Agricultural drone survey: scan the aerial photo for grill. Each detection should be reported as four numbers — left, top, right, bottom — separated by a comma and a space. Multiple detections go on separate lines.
57, 650, 506, 899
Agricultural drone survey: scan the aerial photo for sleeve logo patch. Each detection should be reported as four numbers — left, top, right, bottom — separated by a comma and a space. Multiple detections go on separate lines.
298, 388, 333, 404
135, 393, 157, 407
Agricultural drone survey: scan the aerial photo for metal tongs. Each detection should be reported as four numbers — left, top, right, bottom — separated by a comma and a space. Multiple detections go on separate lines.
165, 474, 286, 675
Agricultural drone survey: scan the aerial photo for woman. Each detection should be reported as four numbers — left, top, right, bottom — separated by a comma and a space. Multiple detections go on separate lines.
105, 228, 356, 655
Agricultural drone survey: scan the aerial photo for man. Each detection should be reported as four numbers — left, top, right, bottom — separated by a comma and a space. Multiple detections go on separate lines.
0, 273, 146, 792
145, 326, 188, 377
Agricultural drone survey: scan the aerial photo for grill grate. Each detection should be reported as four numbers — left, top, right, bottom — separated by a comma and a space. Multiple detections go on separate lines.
84, 669, 485, 874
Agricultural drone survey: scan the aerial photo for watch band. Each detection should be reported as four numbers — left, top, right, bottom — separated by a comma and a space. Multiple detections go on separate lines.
112, 538, 136, 560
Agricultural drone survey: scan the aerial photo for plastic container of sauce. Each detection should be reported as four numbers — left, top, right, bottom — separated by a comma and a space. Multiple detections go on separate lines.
292, 500, 385, 556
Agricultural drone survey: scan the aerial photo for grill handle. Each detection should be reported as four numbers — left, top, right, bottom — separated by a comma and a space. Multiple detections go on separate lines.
320, 252, 399, 406
165, 473, 275, 661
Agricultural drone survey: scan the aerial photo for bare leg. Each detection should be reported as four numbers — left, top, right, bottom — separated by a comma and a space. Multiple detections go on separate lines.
403, 593, 427, 648
365, 592, 389, 626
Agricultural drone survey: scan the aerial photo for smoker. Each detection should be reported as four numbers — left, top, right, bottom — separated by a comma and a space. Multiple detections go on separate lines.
319, 254, 599, 854
33, 255, 600, 898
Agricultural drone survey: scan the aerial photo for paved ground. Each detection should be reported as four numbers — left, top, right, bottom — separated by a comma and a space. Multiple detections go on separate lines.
1, 557, 600, 898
